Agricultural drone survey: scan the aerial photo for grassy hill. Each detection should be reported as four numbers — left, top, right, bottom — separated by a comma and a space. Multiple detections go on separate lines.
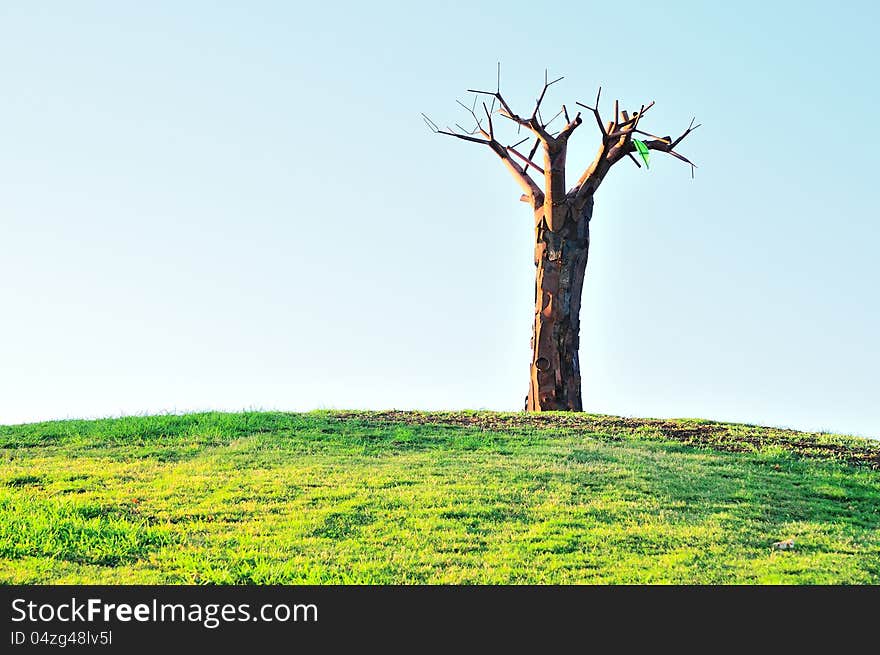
1, 411, 879, 584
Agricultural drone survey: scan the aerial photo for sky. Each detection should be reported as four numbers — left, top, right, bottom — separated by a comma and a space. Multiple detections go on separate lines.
1, 1, 878, 437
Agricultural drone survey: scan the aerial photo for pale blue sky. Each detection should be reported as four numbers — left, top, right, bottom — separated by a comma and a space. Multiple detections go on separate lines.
1, 1, 877, 436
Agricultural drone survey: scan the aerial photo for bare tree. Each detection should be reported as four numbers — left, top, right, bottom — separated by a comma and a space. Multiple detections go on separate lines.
424, 66, 699, 411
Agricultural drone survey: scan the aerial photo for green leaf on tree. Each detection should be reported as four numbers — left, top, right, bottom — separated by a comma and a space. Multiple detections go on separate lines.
633, 139, 650, 169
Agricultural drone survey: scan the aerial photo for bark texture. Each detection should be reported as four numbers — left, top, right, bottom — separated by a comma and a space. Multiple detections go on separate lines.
526, 197, 592, 411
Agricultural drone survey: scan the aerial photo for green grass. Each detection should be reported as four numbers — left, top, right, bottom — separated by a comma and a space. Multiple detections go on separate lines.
1, 410, 879, 584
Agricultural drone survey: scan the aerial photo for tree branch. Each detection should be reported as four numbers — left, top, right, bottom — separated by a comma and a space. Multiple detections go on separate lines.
494, 143, 546, 199
422, 110, 545, 202
575, 86, 606, 137
468, 88, 553, 143
523, 137, 541, 175
506, 144, 545, 174
616, 101, 655, 130
542, 107, 565, 129
640, 138, 698, 177
455, 99, 486, 136
617, 122, 700, 177
435, 128, 490, 145
532, 70, 564, 121
482, 102, 494, 139
572, 101, 701, 199
632, 128, 669, 142
557, 111, 582, 141
669, 117, 701, 149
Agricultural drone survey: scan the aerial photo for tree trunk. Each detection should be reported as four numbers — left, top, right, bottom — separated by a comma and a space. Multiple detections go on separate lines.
526, 197, 592, 411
